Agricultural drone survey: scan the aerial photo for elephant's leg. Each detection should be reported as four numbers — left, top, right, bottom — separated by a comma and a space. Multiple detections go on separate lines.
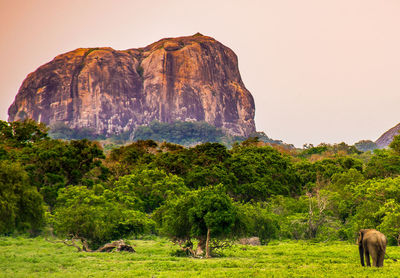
365, 250, 371, 267
370, 250, 378, 267
369, 244, 380, 267
372, 255, 378, 267
380, 245, 387, 267
377, 252, 385, 267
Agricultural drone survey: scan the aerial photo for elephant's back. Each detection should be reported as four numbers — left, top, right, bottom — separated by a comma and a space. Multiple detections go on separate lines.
365, 231, 386, 251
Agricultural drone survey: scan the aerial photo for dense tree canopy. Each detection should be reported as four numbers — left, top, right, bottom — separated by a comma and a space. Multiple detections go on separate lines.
53, 185, 154, 249
156, 185, 239, 257
113, 169, 187, 213
133, 121, 227, 146
4, 119, 400, 253
227, 145, 300, 201
0, 161, 44, 234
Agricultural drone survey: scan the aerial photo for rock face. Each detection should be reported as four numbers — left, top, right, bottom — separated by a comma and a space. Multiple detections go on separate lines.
376, 123, 400, 148
8, 34, 256, 137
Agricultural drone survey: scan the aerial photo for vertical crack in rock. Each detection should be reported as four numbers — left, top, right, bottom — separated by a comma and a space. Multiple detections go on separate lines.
68, 49, 97, 122
165, 51, 175, 123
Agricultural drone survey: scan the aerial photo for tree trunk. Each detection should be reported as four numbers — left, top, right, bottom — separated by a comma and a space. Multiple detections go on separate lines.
205, 228, 211, 258
195, 237, 206, 257
397, 233, 400, 246
47, 237, 135, 253
95, 240, 135, 252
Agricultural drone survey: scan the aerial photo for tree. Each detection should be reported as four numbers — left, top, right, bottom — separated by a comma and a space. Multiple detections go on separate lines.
0, 119, 48, 147
48, 122, 106, 141
18, 139, 106, 208
313, 157, 363, 181
346, 177, 400, 243
377, 199, 400, 245
132, 121, 225, 146
299, 145, 328, 157
304, 189, 337, 239
184, 143, 236, 189
354, 140, 378, 152
364, 149, 400, 179
390, 134, 400, 155
363, 137, 400, 179
154, 149, 190, 177
156, 185, 238, 258
112, 169, 187, 213
327, 169, 365, 223
0, 161, 44, 235
185, 165, 236, 189
235, 202, 279, 244
227, 145, 299, 201
106, 140, 158, 177
62, 139, 105, 185
268, 196, 308, 240
52, 185, 154, 249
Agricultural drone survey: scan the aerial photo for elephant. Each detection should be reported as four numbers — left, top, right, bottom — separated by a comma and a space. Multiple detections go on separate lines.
357, 229, 387, 267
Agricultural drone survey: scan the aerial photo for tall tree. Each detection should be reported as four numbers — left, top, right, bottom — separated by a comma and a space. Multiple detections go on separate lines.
0, 161, 44, 234
156, 185, 238, 257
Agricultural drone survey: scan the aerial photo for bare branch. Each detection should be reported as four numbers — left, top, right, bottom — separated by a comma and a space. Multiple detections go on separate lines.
46, 236, 135, 253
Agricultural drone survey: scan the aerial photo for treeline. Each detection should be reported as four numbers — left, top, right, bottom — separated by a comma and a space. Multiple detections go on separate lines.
49, 120, 290, 148
2, 119, 400, 255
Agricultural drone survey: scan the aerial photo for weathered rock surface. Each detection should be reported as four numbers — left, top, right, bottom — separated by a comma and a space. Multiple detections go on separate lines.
8, 34, 256, 137
376, 123, 400, 148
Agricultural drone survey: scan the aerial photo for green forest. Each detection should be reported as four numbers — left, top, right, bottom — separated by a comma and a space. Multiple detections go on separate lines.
49, 120, 288, 148
2, 119, 400, 258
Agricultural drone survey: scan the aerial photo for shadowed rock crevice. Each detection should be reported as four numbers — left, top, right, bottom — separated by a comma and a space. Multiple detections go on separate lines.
68, 48, 98, 122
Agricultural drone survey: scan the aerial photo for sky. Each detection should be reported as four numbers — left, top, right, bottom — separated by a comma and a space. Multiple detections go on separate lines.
0, 0, 399, 147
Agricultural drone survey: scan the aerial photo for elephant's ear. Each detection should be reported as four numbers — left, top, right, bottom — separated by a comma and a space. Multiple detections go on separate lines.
357, 230, 365, 245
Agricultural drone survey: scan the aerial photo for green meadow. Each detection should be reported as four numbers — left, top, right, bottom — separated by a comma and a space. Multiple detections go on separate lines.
2, 237, 400, 277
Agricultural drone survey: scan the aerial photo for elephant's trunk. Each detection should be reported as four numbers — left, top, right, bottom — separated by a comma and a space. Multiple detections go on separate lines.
359, 245, 365, 266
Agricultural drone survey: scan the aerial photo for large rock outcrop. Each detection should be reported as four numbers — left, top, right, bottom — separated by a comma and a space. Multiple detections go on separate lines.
8, 33, 256, 137
376, 123, 400, 148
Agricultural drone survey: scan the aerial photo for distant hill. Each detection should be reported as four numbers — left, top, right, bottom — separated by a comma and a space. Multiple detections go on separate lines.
376, 123, 400, 148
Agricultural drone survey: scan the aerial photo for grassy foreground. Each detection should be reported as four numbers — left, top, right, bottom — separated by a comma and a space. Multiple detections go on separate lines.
1, 237, 400, 277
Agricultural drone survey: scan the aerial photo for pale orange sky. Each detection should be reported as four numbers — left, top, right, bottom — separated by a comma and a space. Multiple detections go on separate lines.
1, 0, 399, 147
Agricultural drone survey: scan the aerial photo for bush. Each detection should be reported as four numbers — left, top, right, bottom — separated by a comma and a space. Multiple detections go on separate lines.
52, 186, 154, 249
235, 202, 279, 244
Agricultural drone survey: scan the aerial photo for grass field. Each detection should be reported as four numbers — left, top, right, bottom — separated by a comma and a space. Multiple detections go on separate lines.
1, 236, 400, 277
